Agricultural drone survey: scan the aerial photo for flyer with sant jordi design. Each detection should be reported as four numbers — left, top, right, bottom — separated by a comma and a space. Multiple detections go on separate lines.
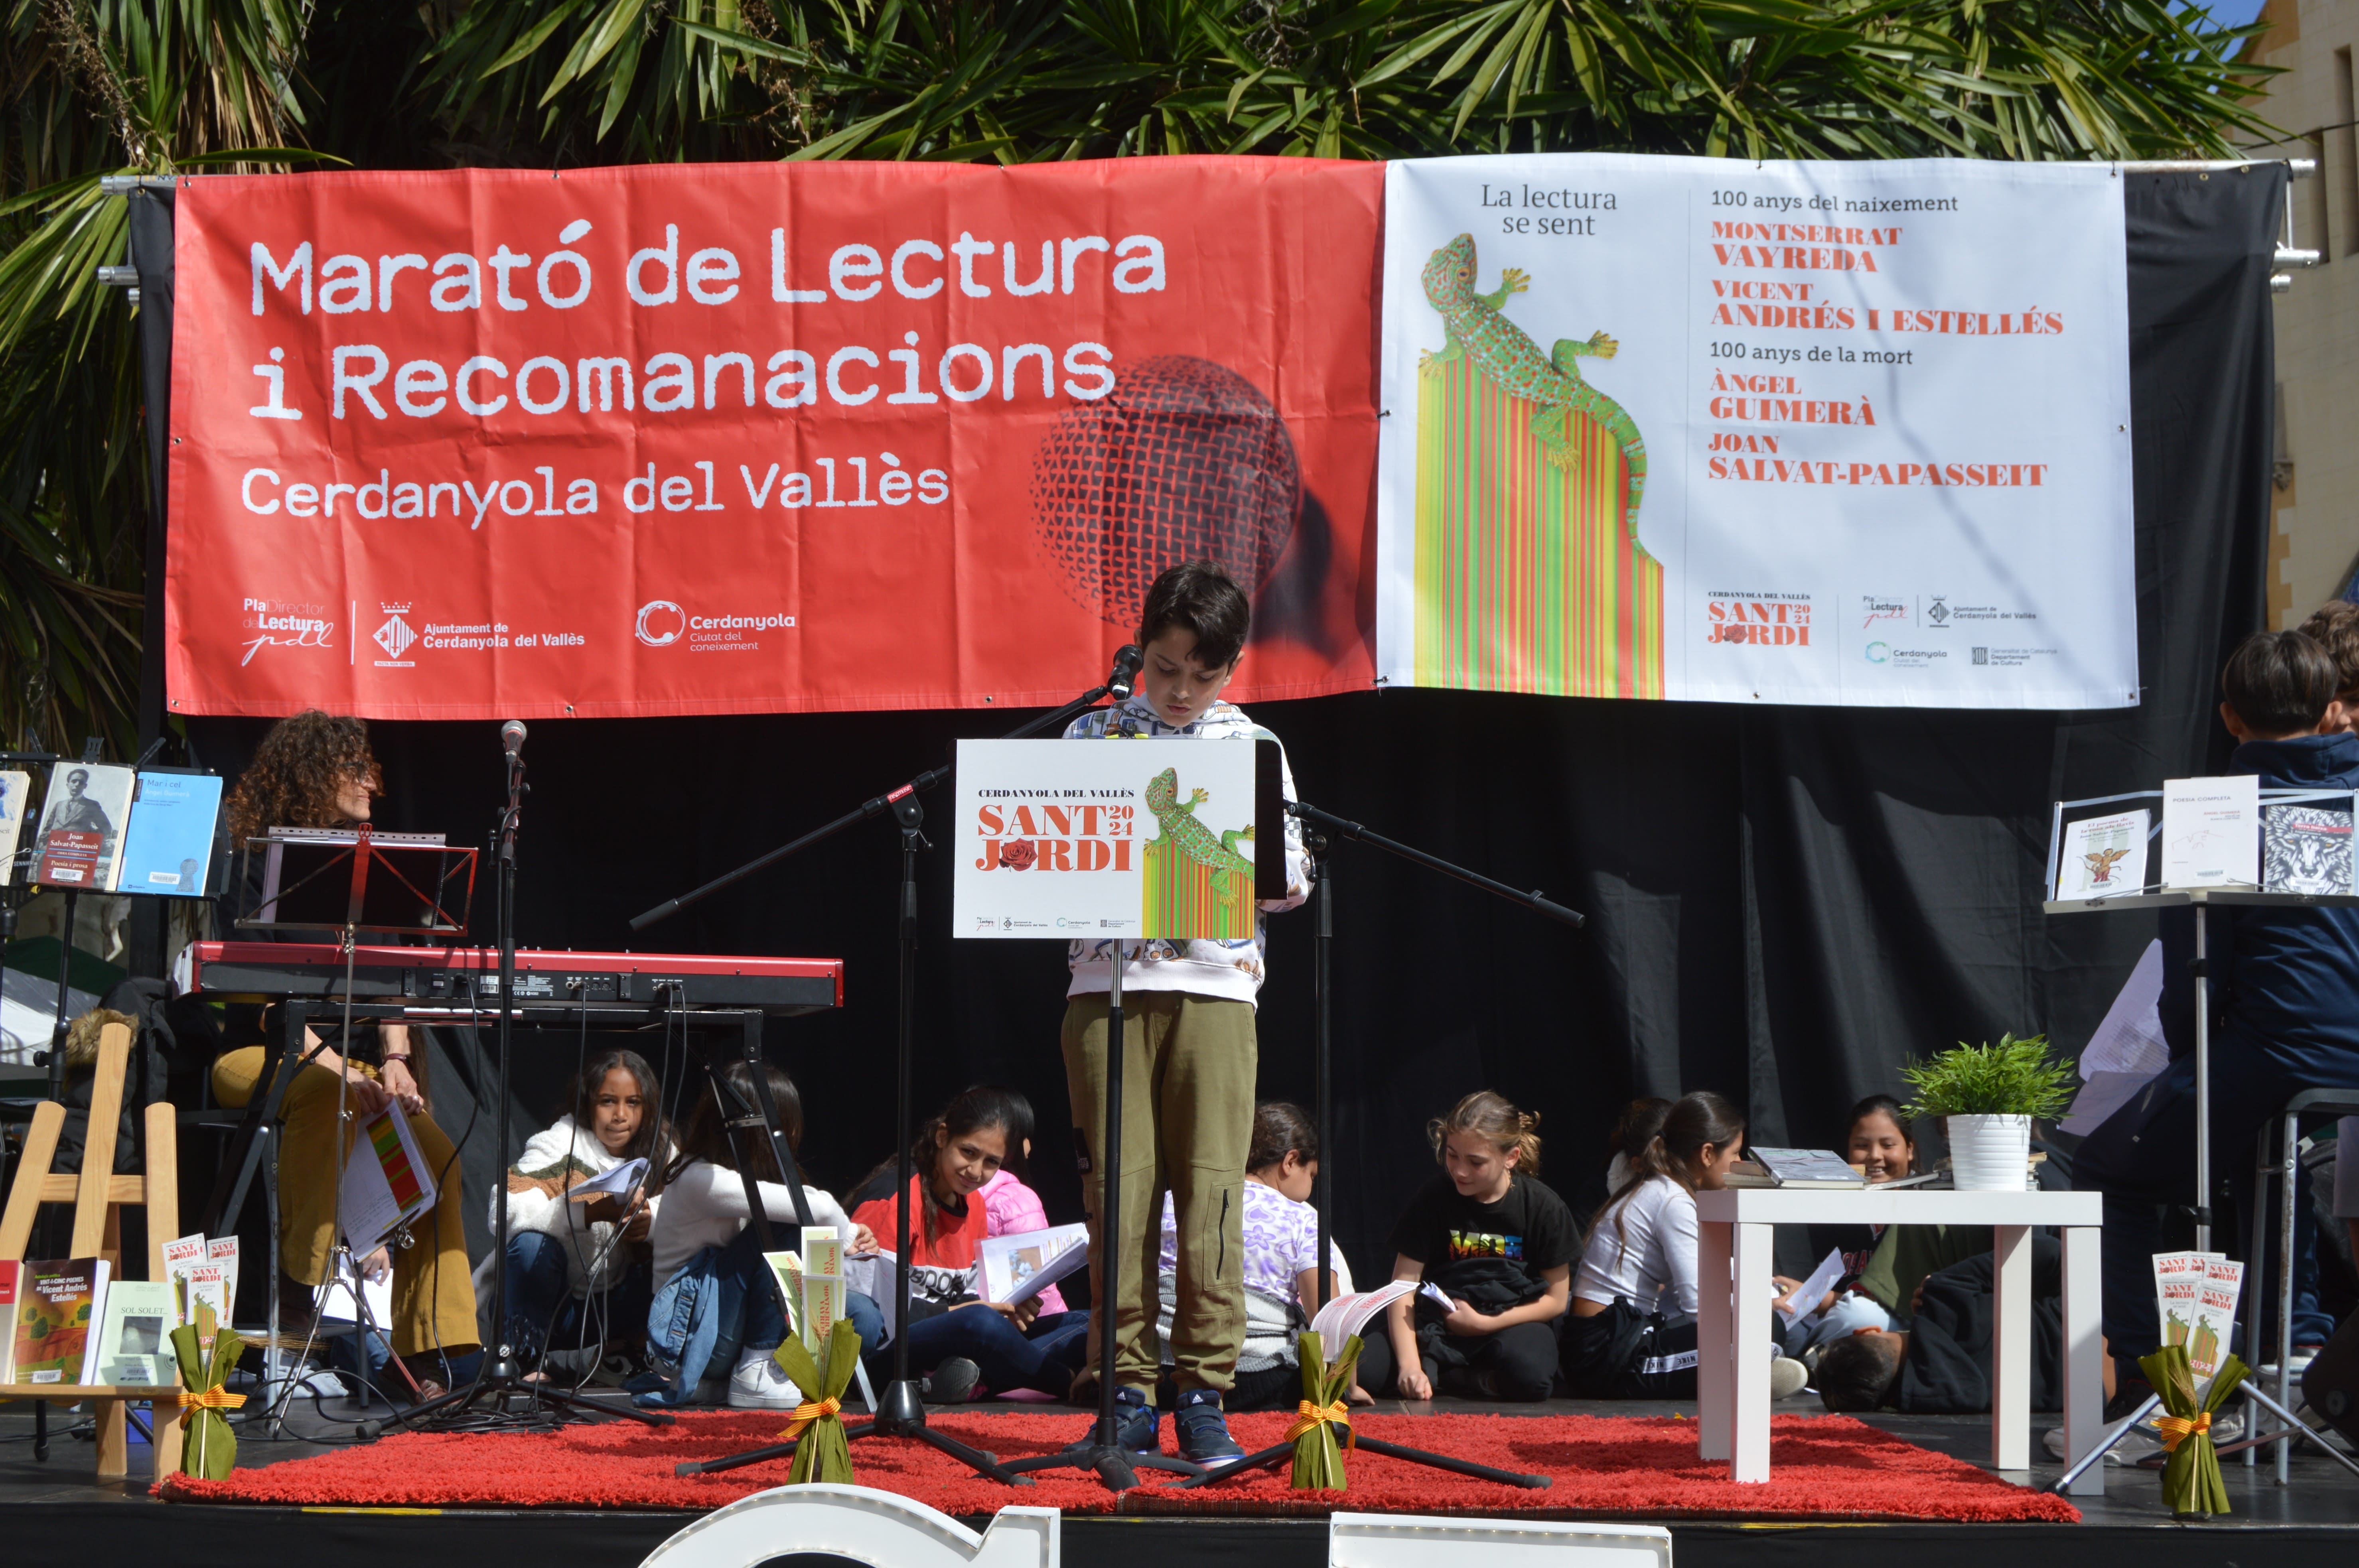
952, 739, 1257, 940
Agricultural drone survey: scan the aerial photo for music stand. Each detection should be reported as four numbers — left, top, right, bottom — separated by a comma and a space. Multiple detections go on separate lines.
2043, 787, 2359, 1488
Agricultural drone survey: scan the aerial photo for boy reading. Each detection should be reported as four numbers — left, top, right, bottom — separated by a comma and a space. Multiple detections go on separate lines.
2077, 629, 2359, 1382
1059, 560, 1310, 1462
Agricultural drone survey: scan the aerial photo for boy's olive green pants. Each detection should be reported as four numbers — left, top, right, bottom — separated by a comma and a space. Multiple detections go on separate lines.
1060, 990, 1255, 1396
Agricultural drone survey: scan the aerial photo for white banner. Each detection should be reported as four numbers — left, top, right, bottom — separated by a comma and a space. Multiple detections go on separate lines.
951, 739, 1256, 939
1375, 154, 2134, 709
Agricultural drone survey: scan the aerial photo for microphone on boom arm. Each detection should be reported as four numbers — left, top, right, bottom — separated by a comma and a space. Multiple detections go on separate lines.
1107, 644, 1145, 701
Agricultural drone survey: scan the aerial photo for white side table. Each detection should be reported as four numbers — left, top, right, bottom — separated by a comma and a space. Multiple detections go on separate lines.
1693, 1186, 2105, 1494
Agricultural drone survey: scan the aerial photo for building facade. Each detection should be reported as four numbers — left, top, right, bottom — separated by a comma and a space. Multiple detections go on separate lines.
2248, 0, 2359, 626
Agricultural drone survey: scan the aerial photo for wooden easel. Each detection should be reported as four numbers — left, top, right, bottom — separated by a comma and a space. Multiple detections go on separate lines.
0, 1019, 184, 1478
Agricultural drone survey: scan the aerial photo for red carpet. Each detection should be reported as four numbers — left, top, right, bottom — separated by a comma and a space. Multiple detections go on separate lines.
156, 1410, 2080, 1523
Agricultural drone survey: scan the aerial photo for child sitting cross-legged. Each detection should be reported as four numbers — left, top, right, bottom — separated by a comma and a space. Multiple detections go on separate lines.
490, 1048, 673, 1380
632, 1062, 883, 1410
1356, 1091, 1574, 1403
847, 1086, 1094, 1403
1562, 1090, 1811, 1400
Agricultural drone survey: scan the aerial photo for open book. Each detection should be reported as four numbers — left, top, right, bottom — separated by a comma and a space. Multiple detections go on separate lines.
1306, 1279, 1454, 1346
977, 1224, 1089, 1307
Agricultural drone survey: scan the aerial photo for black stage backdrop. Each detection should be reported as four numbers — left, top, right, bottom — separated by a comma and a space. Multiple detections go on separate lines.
177, 168, 2282, 1284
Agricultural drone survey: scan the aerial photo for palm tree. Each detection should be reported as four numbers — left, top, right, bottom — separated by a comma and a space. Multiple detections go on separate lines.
0, 0, 2272, 753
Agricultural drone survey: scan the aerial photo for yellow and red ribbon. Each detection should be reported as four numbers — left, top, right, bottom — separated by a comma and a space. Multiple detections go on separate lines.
178, 1386, 247, 1428
2156, 1410, 2212, 1453
779, 1395, 842, 1444
1285, 1398, 1354, 1451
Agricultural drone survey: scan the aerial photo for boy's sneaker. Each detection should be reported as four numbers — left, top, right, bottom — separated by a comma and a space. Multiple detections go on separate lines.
1174, 1388, 1245, 1463
926, 1357, 982, 1405
726, 1347, 802, 1410
1105, 1385, 1159, 1453
1769, 1356, 1810, 1400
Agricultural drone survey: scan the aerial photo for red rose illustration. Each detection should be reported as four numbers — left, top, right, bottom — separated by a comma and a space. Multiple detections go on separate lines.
1001, 839, 1038, 871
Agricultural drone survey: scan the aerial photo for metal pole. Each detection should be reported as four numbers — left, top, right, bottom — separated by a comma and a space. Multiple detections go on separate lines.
2193, 904, 2211, 1252
44, 890, 78, 1100
1312, 840, 1333, 1311
1095, 942, 1126, 1445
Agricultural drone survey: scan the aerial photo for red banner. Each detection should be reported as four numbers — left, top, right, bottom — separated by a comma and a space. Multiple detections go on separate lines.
164, 160, 1383, 719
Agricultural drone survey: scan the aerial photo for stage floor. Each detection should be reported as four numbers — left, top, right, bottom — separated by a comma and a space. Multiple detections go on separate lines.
3, 1393, 2354, 1565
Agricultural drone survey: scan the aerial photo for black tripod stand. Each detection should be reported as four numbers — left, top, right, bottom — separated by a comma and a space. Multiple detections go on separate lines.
997, 936, 1210, 1490
400, 727, 671, 1434
1176, 797, 1572, 1491
648, 647, 1148, 1485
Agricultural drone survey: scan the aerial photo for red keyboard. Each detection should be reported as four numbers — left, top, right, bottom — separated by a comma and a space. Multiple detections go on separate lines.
188, 941, 842, 1016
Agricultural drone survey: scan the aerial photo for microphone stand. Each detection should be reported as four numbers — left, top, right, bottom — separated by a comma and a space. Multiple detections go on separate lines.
650, 650, 1142, 1486
1175, 796, 1570, 1493
400, 735, 671, 1433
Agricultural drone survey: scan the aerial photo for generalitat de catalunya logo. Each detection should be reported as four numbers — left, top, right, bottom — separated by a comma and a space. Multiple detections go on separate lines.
635, 601, 685, 647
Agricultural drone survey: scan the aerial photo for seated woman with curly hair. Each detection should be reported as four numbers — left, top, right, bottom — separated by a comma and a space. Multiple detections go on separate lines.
209, 710, 481, 1397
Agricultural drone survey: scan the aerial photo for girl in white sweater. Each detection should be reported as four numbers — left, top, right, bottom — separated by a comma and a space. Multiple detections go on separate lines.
491, 1048, 670, 1375
632, 1061, 882, 1410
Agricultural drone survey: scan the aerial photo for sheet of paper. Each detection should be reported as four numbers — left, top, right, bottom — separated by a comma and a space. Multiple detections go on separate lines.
2059, 807, 2150, 898
2189, 1257, 2243, 1395
845, 1251, 897, 1347
564, 1158, 650, 1202
1777, 1249, 1849, 1327
337, 1101, 438, 1255
2060, 1070, 2163, 1137
317, 1253, 394, 1332
2082, 939, 2168, 1079
205, 1236, 240, 1317
2162, 776, 2260, 888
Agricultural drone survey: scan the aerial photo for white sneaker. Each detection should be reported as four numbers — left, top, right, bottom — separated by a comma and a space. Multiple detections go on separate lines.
2042, 1416, 2184, 1466
1770, 1356, 1810, 1400
727, 1347, 802, 1410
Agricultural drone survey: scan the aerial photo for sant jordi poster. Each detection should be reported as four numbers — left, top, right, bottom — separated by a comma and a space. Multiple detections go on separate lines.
1374, 154, 2135, 709
952, 739, 1257, 940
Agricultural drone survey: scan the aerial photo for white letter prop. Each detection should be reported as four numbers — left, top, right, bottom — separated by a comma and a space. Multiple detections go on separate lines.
1329, 1514, 1669, 1568
638, 1485, 1058, 1568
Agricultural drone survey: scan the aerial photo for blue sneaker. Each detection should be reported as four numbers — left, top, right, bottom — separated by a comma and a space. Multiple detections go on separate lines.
1109, 1385, 1159, 1453
1173, 1388, 1244, 1462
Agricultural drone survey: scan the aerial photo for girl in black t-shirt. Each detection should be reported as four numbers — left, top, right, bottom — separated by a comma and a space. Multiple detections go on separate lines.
1356, 1091, 1574, 1403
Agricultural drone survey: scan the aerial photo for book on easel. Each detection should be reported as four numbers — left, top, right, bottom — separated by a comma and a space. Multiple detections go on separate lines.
11, 1258, 110, 1383
88, 1280, 177, 1385
0, 770, 30, 885
30, 763, 135, 891
0, 1260, 21, 1379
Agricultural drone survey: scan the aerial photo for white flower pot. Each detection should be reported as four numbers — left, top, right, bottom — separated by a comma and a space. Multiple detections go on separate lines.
1947, 1113, 2033, 1191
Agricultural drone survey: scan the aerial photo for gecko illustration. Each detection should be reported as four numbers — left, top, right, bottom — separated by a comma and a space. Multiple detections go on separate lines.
1146, 766, 1255, 877
1420, 232, 1648, 540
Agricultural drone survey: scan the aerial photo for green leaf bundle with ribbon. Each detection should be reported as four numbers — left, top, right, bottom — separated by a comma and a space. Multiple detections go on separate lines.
168, 1320, 247, 1480
2137, 1342, 2248, 1518
773, 1319, 862, 1485
1286, 1329, 1362, 1490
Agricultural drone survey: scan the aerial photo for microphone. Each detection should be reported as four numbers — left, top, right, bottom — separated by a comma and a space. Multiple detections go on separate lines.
1107, 644, 1145, 699
501, 719, 528, 758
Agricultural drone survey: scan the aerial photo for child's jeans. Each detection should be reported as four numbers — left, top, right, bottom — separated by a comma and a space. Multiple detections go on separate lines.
636, 1226, 884, 1408
876, 1307, 1093, 1399
503, 1229, 654, 1363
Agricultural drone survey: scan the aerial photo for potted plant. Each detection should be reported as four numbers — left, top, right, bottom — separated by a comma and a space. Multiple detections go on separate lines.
1900, 1032, 2077, 1191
